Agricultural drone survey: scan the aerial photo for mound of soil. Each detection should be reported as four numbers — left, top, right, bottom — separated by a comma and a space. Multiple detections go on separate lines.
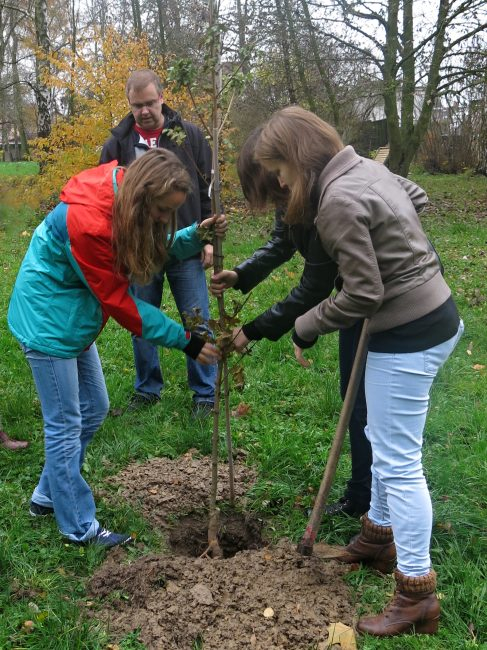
89, 452, 356, 649
89, 540, 354, 649
101, 449, 257, 528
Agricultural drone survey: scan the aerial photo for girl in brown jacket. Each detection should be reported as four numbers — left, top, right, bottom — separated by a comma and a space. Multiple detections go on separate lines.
253, 106, 463, 637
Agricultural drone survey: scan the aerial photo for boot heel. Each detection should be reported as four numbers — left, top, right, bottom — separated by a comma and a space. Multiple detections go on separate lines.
414, 618, 439, 634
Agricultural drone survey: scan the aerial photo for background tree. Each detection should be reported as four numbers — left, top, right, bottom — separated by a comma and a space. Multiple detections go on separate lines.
322, 0, 487, 174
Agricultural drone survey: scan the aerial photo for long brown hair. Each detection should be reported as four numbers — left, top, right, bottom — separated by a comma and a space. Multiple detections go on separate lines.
112, 149, 191, 285
255, 106, 344, 224
237, 127, 289, 209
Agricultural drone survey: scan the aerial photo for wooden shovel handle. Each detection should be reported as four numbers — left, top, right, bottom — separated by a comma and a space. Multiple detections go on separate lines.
297, 319, 370, 556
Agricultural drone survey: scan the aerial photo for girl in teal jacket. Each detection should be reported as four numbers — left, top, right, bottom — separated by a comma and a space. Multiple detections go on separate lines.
8, 149, 225, 546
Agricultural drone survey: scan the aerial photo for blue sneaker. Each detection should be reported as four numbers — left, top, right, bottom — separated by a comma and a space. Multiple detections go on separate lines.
29, 501, 54, 517
90, 527, 133, 548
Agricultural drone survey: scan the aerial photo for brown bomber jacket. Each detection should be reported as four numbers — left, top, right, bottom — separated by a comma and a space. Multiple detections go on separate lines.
294, 146, 451, 341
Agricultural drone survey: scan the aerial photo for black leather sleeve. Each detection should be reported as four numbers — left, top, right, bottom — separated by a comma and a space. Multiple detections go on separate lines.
243, 255, 338, 341
239, 218, 339, 342
233, 211, 296, 294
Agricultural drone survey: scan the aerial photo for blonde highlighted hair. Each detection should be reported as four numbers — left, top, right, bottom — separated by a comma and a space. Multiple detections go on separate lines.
255, 106, 344, 224
112, 149, 191, 285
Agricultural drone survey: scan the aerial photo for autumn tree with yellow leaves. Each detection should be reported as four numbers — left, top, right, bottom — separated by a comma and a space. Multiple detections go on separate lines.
25, 28, 195, 207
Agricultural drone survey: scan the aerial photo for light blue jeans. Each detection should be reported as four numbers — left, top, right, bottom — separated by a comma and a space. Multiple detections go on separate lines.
23, 343, 109, 542
131, 256, 216, 403
365, 321, 464, 576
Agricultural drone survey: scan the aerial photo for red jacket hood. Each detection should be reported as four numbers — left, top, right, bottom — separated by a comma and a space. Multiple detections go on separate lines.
59, 161, 125, 217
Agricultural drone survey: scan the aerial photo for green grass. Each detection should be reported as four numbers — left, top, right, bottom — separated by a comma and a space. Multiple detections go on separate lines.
0, 171, 486, 648
0, 161, 39, 176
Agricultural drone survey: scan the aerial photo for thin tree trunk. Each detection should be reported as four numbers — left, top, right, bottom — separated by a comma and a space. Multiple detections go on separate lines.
274, 0, 297, 104
400, 0, 414, 146
282, 0, 316, 111
299, 0, 340, 125
156, 0, 167, 57
235, 0, 248, 73
131, 0, 142, 36
382, 0, 401, 171
67, 0, 77, 118
10, 22, 29, 157
34, 0, 51, 138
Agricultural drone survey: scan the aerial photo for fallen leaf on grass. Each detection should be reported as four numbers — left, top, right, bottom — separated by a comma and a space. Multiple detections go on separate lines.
109, 408, 124, 417
468, 622, 477, 640
231, 402, 251, 418
436, 521, 453, 532
324, 622, 357, 649
21, 620, 35, 633
473, 364, 485, 371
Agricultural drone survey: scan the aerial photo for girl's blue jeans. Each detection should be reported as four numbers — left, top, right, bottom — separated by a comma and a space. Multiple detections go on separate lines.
365, 321, 464, 576
23, 343, 109, 542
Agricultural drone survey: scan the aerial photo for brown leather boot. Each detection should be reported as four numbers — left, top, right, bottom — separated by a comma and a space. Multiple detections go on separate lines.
357, 569, 440, 636
338, 513, 396, 573
0, 430, 29, 451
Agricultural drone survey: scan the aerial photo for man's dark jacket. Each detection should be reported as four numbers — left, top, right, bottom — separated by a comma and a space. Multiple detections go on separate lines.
235, 212, 338, 341
99, 104, 212, 229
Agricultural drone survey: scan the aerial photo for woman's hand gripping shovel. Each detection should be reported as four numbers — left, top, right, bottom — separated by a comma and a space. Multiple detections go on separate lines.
297, 319, 370, 558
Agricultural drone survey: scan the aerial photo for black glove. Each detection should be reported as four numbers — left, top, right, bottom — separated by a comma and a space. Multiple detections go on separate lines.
183, 332, 206, 359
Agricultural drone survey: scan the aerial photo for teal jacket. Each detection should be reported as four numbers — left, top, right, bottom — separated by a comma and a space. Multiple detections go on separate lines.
8, 161, 205, 358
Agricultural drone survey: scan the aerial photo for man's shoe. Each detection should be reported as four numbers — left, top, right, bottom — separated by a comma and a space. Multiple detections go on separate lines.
127, 392, 160, 412
0, 430, 29, 451
90, 527, 133, 548
191, 401, 215, 418
325, 496, 368, 518
29, 501, 54, 517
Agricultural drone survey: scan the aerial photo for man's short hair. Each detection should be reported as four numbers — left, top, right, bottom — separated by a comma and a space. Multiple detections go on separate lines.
125, 70, 163, 97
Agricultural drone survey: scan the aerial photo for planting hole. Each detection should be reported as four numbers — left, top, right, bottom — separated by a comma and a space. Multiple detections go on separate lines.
168, 511, 265, 558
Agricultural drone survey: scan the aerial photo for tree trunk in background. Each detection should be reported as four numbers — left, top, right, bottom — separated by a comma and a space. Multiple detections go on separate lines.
156, 0, 167, 57
299, 0, 340, 126
382, 0, 401, 172
67, 0, 77, 118
235, 0, 249, 73
131, 0, 142, 36
34, 0, 51, 138
400, 0, 414, 148
11, 22, 29, 157
397, 0, 449, 176
274, 0, 297, 104
282, 0, 316, 111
